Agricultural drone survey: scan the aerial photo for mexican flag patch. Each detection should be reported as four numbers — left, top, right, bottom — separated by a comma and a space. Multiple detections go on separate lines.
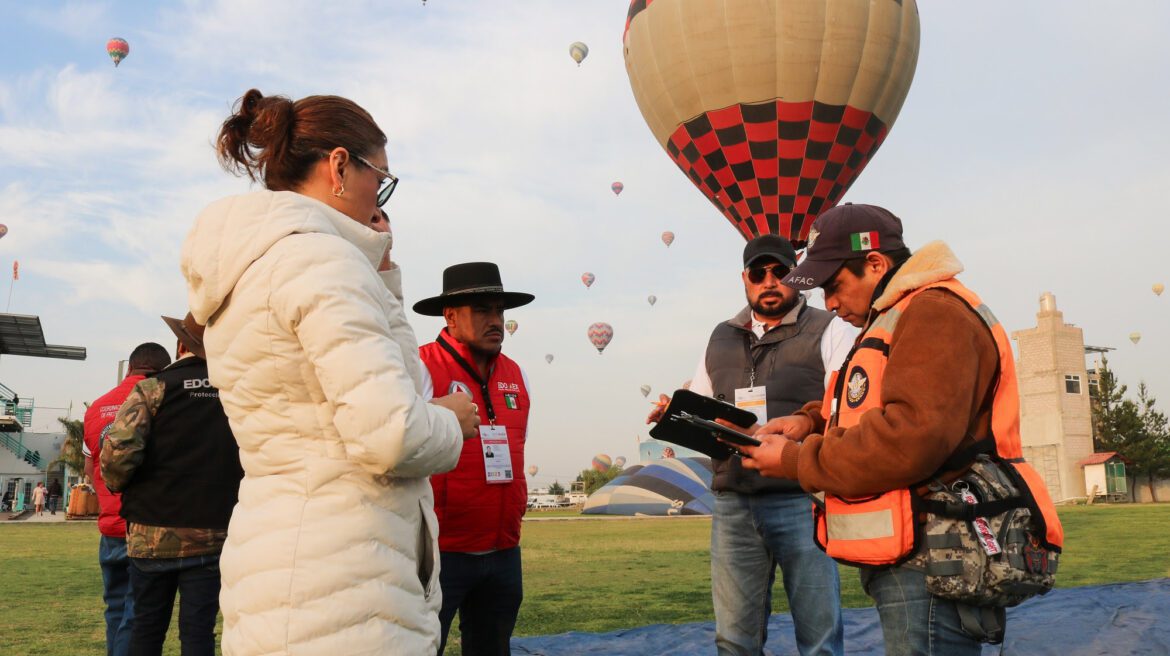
850, 231, 880, 251
504, 393, 519, 410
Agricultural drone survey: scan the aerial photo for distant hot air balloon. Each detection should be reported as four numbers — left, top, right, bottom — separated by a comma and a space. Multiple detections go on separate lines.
592, 453, 613, 472
1154, 283, 1165, 297
581, 272, 595, 289
611, 181, 625, 196
505, 319, 518, 336
661, 231, 674, 247
587, 322, 613, 354
1129, 332, 1142, 345
614, 456, 627, 468
545, 353, 554, 364
647, 294, 657, 306
107, 37, 130, 67
624, 0, 921, 245
0, 225, 8, 239
640, 384, 652, 398
569, 41, 590, 66
527, 465, 539, 477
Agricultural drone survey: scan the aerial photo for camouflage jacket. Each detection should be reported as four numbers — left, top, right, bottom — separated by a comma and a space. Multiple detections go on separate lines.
100, 371, 228, 559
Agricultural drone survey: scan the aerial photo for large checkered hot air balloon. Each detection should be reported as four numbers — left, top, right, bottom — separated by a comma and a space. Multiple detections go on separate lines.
623, 0, 920, 246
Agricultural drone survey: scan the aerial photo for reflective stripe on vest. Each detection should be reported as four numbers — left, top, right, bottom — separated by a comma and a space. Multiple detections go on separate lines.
815, 278, 1065, 567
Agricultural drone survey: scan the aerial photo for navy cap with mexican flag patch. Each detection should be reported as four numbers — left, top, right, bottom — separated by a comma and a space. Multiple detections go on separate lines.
782, 203, 905, 290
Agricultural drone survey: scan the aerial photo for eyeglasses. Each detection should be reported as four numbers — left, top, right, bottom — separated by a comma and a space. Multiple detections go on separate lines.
746, 264, 791, 284
351, 153, 399, 207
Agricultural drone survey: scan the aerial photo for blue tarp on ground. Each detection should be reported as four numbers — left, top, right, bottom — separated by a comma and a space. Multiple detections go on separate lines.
512, 578, 1170, 655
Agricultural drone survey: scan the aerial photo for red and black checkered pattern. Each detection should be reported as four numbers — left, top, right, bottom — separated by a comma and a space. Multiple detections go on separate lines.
665, 100, 889, 246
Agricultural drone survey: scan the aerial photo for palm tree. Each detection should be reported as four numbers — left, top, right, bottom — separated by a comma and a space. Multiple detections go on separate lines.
49, 416, 86, 478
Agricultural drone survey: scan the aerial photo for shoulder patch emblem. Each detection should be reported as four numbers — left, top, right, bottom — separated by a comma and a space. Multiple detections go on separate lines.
845, 366, 869, 409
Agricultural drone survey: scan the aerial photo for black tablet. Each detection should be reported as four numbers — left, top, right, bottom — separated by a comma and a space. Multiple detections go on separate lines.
648, 389, 760, 459
672, 411, 762, 448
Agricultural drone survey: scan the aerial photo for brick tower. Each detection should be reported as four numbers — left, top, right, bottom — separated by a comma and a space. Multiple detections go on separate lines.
1011, 292, 1095, 502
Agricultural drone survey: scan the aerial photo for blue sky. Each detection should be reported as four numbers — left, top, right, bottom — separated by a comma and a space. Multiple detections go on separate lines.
1, 1, 1168, 486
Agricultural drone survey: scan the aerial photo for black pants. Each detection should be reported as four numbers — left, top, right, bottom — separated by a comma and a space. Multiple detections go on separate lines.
127, 554, 221, 656
438, 547, 523, 656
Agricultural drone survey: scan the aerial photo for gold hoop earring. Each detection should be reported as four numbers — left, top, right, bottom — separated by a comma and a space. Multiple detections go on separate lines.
332, 184, 345, 198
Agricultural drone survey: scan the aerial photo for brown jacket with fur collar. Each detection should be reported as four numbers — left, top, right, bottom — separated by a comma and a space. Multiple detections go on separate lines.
779, 241, 1000, 497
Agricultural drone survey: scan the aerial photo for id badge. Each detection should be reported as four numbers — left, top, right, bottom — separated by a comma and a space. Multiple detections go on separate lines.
734, 386, 768, 426
479, 425, 513, 484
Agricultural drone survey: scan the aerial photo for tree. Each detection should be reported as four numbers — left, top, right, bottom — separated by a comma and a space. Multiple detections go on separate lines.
1090, 358, 1170, 502
578, 466, 623, 495
49, 417, 86, 477
548, 481, 565, 496
1129, 383, 1170, 502
1091, 357, 1141, 454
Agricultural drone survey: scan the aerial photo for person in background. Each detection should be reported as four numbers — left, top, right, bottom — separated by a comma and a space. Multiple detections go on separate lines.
83, 342, 172, 656
48, 478, 62, 515
181, 88, 478, 654
647, 235, 856, 656
31, 481, 45, 516
414, 262, 535, 655
102, 313, 244, 656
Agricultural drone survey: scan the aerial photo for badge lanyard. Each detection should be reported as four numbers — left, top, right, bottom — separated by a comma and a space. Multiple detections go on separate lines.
741, 334, 769, 390
437, 335, 496, 425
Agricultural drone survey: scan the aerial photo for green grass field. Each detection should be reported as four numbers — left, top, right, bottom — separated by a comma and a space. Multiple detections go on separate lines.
2, 504, 1168, 655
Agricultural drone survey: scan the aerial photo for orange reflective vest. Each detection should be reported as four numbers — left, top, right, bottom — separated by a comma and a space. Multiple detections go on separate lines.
813, 278, 1064, 567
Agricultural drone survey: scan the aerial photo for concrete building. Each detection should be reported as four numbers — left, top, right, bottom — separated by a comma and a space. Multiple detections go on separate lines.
1, 427, 68, 512
1012, 292, 1096, 502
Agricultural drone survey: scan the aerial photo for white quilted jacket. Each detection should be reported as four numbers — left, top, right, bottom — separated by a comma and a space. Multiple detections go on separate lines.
181, 190, 463, 655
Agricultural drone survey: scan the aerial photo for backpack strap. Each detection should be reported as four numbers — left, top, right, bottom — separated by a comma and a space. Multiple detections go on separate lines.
955, 603, 1006, 644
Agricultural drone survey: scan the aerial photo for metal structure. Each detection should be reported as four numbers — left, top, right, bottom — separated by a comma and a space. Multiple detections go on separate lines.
0, 314, 86, 360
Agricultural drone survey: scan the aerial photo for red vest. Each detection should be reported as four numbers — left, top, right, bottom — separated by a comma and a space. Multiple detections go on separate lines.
84, 375, 145, 537
420, 331, 530, 552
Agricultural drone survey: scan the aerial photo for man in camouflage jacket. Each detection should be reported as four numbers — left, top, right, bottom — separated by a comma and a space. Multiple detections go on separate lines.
101, 313, 242, 656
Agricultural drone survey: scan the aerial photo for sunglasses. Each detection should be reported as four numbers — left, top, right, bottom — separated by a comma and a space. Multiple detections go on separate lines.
352, 154, 399, 208
746, 264, 791, 284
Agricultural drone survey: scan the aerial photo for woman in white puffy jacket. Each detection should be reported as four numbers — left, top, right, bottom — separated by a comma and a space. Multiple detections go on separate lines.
181, 89, 479, 656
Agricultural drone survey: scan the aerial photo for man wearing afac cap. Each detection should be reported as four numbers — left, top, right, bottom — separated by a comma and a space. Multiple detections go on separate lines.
738, 203, 1064, 655
648, 234, 856, 656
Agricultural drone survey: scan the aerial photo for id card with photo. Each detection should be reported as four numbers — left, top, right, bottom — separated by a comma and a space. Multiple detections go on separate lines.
734, 386, 768, 426
480, 425, 513, 484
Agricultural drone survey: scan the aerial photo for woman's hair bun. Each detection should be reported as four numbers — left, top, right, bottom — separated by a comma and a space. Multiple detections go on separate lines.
215, 88, 387, 191
216, 89, 295, 183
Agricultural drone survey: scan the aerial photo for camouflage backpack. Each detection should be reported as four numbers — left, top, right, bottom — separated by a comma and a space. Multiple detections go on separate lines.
921, 455, 1059, 607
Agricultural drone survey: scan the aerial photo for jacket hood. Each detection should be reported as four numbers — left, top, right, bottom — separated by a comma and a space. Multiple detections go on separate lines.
872, 240, 964, 312
181, 190, 390, 324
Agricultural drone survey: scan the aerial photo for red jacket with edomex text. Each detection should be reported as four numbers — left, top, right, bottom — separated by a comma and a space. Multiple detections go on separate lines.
83, 374, 145, 537
421, 330, 529, 553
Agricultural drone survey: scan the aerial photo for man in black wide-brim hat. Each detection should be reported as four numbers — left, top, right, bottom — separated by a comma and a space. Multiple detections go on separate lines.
414, 262, 534, 656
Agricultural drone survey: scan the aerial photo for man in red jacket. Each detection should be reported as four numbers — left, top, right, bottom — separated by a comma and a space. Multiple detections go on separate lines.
83, 342, 171, 656
414, 262, 534, 656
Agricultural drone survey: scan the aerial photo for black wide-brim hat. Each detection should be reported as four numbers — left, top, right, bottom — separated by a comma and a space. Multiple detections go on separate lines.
412, 262, 535, 316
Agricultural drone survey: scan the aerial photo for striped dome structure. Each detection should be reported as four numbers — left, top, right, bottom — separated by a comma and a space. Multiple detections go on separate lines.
582, 457, 714, 516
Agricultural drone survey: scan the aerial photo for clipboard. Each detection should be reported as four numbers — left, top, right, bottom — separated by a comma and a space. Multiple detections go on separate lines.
648, 389, 760, 460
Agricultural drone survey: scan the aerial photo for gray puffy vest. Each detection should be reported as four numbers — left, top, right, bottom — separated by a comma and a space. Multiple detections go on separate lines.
705, 300, 833, 494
